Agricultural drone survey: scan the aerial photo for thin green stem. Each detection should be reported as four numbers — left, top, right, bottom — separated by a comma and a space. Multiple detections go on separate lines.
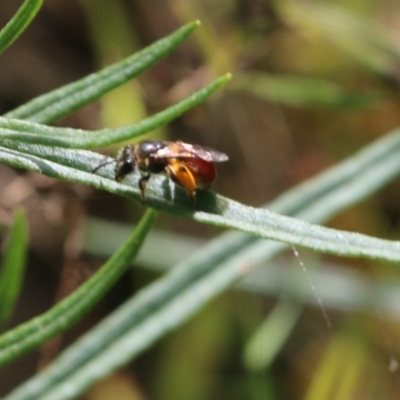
0, 209, 156, 364
0, 74, 231, 148
4, 21, 200, 123
0, 0, 43, 55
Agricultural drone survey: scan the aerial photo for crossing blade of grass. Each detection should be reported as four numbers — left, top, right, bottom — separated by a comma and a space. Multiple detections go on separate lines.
0, 74, 231, 148
0, 126, 400, 264
0, 209, 155, 366
0, 0, 43, 55
4, 21, 200, 123
81, 218, 400, 316
4, 124, 400, 399
1, 142, 400, 263
0, 210, 28, 332
243, 264, 305, 371
244, 303, 302, 370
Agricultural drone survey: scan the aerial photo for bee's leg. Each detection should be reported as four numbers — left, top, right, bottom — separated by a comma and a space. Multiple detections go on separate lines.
138, 173, 150, 204
165, 162, 196, 202
91, 157, 115, 174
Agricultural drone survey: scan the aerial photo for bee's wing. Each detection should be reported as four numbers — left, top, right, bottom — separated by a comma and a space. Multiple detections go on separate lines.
188, 144, 229, 162
153, 141, 228, 162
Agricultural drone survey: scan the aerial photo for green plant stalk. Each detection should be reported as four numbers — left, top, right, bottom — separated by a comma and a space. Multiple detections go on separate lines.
0, 129, 399, 264
243, 302, 302, 371
243, 260, 308, 372
0, 209, 156, 365
0, 210, 28, 332
4, 21, 200, 123
0, 74, 230, 148
0, 0, 43, 55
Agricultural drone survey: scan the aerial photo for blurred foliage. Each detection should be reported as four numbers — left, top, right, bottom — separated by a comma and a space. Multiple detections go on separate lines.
0, 209, 27, 333
1, 1, 400, 400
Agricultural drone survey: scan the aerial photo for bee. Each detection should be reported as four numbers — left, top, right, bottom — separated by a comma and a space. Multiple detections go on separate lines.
92, 140, 228, 202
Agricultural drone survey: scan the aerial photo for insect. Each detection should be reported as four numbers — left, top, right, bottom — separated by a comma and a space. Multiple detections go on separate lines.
92, 140, 228, 202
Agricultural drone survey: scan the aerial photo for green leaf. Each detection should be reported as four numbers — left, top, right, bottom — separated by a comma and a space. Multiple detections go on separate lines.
0, 125, 399, 263
243, 301, 301, 371
0, 74, 231, 148
243, 259, 312, 371
0, 0, 43, 55
0, 209, 28, 332
82, 218, 400, 318
0, 209, 156, 366
232, 73, 380, 109
4, 21, 200, 123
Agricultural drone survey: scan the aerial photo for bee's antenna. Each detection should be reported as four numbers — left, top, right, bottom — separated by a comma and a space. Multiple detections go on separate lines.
91, 158, 115, 174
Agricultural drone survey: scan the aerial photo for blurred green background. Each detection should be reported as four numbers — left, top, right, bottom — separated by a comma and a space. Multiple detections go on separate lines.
1, 0, 400, 399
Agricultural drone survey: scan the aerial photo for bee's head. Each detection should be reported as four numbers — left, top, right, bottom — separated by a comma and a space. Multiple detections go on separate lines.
92, 145, 135, 182
114, 145, 135, 182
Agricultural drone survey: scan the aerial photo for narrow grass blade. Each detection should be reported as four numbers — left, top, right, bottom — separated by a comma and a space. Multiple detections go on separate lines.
0, 74, 231, 148
244, 302, 302, 371
0, 209, 156, 366
243, 263, 307, 371
0, 209, 28, 332
4, 21, 200, 123
0, 129, 399, 264
0, 0, 43, 55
